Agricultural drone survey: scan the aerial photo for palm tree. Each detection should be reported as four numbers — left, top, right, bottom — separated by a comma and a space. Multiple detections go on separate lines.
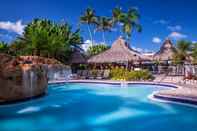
112, 7, 123, 36
120, 8, 142, 42
80, 7, 97, 46
95, 16, 113, 44
191, 42, 197, 64
172, 40, 191, 64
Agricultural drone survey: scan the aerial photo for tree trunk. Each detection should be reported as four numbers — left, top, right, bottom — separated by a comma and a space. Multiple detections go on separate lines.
87, 25, 93, 46
118, 22, 122, 37
102, 31, 106, 44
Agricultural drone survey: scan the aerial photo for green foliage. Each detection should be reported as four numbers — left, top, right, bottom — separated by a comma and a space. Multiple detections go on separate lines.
80, 6, 142, 45
80, 7, 97, 25
78, 64, 88, 70
112, 7, 142, 40
172, 40, 191, 65
9, 40, 27, 56
87, 44, 109, 56
112, 7, 122, 23
95, 16, 113, 44
191, 43, 197, 64
80, 7, 97, 46
11, 19, 83, 63
110, 67, 153, 81
0, 41, 9, 53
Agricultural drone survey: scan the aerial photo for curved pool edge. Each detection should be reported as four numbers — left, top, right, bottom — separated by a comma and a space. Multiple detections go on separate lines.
151, 91, 197, 107
49, 79, 197, 107
48, 79, 181, 89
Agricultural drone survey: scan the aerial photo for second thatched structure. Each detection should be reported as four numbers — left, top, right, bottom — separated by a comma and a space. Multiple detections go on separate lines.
153, 39, 176, 62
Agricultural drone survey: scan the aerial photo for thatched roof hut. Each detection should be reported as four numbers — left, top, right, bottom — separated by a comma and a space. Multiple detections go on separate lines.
69, 50, 87, 64
153, 39, 176, 61
88, 37, 145, 64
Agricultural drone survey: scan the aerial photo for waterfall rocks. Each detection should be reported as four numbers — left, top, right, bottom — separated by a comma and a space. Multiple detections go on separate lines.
0, 54, 66, 103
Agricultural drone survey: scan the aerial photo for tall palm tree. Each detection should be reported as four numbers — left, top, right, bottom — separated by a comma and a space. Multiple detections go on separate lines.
173, 40, 191, 64
96, 16, 113, 44
191, 42, 197, 64
112, 7, 123, 36
120, 8, 142, 42
80, 7, 97, 46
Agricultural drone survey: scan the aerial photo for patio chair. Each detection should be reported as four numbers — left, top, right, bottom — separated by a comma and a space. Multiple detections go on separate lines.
77, 70, 82, 78
87, 70, 94, 79
81, 70, 88, 79
96, 70, 104, 80
103, 70, 110, 79
183, 72, 193, 84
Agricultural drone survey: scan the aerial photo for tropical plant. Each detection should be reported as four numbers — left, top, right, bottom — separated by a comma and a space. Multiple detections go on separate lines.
112, 7, 123, 25
80, 7, 97, 46
95, 16, 113, 44
112, 7, 123, 35
87, 44, 109, 56
120, 8, 142, 41
191, 42, 197, 64
9, 39, 27, 56
172, 40, 191, 65
14, 19, 83, 63
110, 67, 153, 81
112, 7, 142, 42
0, 41, 9, 54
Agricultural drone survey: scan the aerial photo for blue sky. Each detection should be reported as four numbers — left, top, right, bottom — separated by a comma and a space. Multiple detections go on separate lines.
0, 0, 197, 52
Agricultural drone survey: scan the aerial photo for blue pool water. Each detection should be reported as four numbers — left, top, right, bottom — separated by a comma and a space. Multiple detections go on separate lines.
0, 83, 197, 131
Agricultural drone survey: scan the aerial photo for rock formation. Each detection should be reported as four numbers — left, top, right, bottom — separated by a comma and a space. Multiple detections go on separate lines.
0, 54, 69, 103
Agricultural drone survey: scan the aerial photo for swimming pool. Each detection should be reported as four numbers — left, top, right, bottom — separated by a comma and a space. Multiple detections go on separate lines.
0, 83, 197, 131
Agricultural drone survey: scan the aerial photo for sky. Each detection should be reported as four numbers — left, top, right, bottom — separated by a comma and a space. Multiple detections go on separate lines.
0, 0, 197, 52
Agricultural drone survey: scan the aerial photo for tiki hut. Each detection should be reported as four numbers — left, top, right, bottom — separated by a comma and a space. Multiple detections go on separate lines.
153, 39, 177, 74
88, 37, 145, 67
153, 39, 176, 62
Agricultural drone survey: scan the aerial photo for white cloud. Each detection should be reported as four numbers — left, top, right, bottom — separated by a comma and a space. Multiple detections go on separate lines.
131, 46, 152, 53
132, 46, 143, 52
82, 40, 103, 51
83, 40, 152, 54
192, 41, 197, 44
168, 32, 187, 40
81, 40, 92, 51
152, 37, 162, 44
154, 19, 168, 25
167, 25, 182, 31
0, 20, 25, 35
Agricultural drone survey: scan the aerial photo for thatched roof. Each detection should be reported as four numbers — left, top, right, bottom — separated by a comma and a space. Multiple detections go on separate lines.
69, 50, 87, 64
88, 37, 145, 63
153, 39, 176, 61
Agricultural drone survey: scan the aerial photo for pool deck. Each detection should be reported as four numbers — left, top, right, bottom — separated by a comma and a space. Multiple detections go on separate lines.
49, 79, 197, 106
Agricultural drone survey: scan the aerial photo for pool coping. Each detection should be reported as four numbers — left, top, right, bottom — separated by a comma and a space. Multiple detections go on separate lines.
49, 79, 197, 106
48, 79, 181, 88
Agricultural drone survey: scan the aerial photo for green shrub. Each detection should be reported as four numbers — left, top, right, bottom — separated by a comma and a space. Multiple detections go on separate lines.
87, 44, 110, 56
110, 67, 153, 81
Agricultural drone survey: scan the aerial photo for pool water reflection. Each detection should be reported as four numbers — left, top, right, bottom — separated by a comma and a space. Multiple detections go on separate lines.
0, 83, 197, 131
